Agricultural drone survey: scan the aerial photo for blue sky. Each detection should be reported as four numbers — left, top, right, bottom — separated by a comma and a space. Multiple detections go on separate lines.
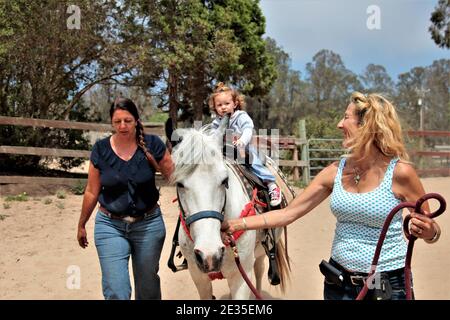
259, 0, 449, 80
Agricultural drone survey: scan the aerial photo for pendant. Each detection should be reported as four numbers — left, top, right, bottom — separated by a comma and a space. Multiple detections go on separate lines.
354, 174, 361, 185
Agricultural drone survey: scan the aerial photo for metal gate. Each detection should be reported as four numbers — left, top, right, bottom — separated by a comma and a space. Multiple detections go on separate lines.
307, 138, 345, 182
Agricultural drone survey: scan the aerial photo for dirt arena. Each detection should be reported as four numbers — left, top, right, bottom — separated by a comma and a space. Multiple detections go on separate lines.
0, 177, 449, 300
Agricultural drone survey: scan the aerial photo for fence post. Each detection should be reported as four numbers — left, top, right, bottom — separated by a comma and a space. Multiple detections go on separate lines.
298, 119, 309, 185
293, 140, 300, 181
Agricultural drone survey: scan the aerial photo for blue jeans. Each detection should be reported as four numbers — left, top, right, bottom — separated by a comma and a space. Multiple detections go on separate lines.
323, 270, 414, 300
248, 146, 275, 183
94, 207, 166, 300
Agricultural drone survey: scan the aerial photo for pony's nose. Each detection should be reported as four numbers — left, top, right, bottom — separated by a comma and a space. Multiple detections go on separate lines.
212, 246, 226, 270
194, 248, 205, 267
194, 246, 225, 272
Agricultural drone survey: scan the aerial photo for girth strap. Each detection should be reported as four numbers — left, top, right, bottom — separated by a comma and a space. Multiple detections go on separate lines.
261, 227, 281, 285
185, 210, 224, 226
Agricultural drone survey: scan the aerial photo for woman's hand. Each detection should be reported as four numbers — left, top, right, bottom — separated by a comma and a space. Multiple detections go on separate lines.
220, 231, 232, 246
77, 226, 89, 248
409, 211, 437, 240
220, 220, 236, 245
221, 220, 233, 233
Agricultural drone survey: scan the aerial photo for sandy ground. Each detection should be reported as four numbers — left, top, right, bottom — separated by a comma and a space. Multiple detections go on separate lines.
0, 177, 449, 300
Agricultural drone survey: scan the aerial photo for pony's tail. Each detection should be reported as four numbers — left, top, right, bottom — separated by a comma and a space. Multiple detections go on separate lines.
276, 234, 291, 293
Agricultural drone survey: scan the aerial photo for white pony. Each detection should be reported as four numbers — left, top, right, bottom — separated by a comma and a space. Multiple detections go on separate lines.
171, 119, 290, 300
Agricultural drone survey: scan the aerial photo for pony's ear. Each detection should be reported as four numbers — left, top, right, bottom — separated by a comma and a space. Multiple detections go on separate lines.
165, 118, 177, 152
165, 117, 174, 140
165, 117, 184, 149
171, 128, 188, 148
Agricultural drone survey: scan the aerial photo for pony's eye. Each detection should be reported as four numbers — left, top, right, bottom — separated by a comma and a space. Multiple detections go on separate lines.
222, 177, 229, 189
177, 182, 185, 189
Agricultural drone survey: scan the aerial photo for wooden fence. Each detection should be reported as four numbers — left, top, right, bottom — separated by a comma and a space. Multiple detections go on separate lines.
406, 130, 450, 177
0, 116, 309, 187
3, 115, 446, 188
0, 116, 165, 186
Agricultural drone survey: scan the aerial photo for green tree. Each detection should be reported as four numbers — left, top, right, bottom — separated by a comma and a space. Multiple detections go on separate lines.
131, 0, 276, 123
422, 59, 450, 131
359, 64, 394, 97
395, 66, 427, 129
247, 37, 306, 135
429, 0, 450, 49
0, 1, 143, 171
305, 49, 361, 118
395, 59, 450, 131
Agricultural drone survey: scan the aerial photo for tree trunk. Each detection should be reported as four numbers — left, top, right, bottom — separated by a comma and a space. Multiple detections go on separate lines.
168, 68, 178, 127
192, 68, 206, 122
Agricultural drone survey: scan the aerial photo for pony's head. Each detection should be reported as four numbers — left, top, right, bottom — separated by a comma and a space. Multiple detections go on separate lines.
172, 118, 230, 273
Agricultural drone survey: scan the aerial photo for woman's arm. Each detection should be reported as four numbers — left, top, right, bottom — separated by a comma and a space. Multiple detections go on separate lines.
77, 162, 101, 248
158, 150, 175, 181
222, 162, 338, 233
393, 162, 440, 242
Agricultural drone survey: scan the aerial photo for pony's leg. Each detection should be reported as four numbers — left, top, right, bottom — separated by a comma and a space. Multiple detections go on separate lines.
188, 266, 214, 300
253, 243, 266, 292
254, 254, 265, 293
227, 271, 252, 300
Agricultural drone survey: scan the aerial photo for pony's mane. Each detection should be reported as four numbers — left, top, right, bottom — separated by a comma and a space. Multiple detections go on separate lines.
172, 126, 223, 182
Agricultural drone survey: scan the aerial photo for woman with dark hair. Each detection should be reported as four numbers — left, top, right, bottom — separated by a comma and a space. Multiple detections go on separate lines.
77, 97, 174, 300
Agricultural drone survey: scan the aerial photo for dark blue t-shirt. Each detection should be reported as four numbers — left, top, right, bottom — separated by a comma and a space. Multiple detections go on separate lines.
90, 134, 166, 216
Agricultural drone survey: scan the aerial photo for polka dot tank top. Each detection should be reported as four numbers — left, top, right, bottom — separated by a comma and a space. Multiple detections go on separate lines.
330, 157, 407, 273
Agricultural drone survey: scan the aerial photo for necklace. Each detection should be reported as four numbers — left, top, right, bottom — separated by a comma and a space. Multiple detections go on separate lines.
350, 153, 383, 185
353, 167, 363, 185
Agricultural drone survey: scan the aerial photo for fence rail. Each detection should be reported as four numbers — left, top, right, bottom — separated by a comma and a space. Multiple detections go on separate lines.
0, 146, 91, 158
0, 116, 165, 186
406, 130, 450, 137
0, 116, 310, 186
0, 115, 165, 135
2, 117, 448, 187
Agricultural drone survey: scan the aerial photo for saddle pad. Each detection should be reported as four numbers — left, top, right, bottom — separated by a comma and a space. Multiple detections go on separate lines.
265, 156, 296, 204
225, 158, 295, 209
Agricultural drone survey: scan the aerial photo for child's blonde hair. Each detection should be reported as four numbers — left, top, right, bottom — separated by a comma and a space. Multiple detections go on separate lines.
347, 91, 409, 162
208, 82, 246, 113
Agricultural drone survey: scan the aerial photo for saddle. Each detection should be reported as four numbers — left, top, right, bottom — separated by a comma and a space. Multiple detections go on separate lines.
226, 158, 287, 286
224, 141, 295, 286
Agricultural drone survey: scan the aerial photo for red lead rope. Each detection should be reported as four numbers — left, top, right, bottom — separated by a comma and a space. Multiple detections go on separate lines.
356, 193, 446, 300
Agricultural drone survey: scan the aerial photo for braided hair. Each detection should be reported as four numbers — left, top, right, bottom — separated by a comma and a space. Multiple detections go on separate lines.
110, 97, 160, 170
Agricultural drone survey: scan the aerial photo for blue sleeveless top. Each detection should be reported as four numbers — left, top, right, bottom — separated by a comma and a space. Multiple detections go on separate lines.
329, 157, 407, 273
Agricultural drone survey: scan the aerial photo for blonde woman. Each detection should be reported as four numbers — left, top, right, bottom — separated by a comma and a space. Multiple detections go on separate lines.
221, 92, 443, 300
